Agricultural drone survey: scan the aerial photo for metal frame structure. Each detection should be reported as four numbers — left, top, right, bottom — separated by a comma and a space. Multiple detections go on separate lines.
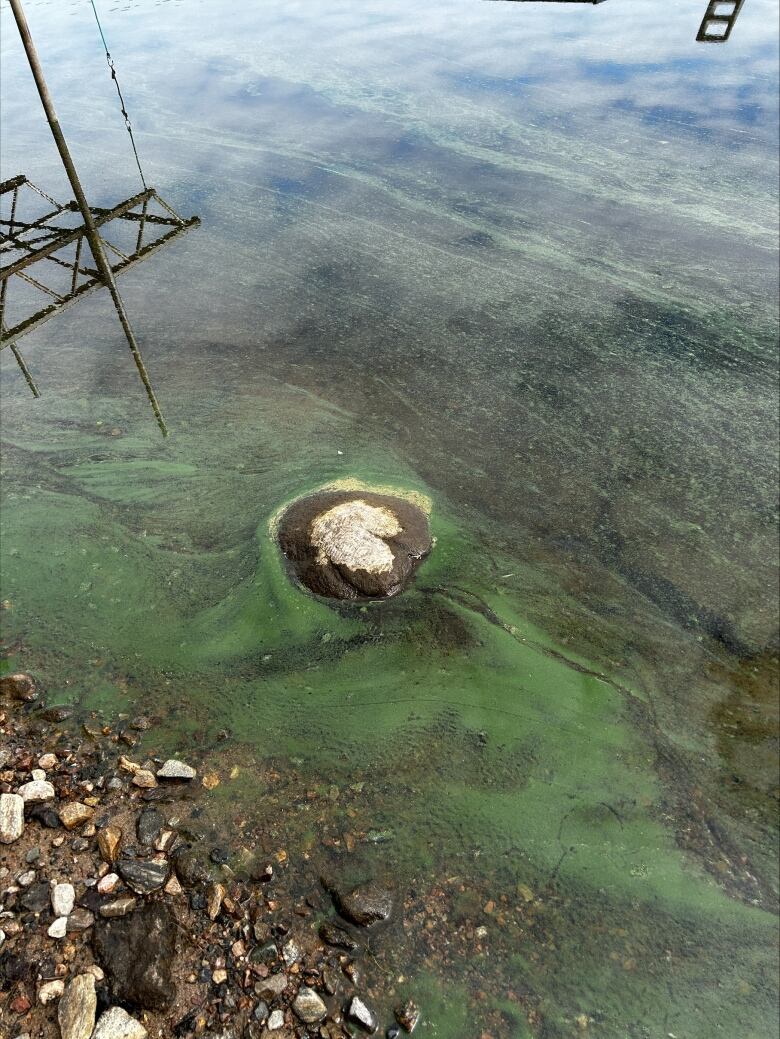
486, 1, 609, 5
0, 175, 199, 393
489, 0, 747, 40
2, 0, 199, 435
696, 0, 746, 40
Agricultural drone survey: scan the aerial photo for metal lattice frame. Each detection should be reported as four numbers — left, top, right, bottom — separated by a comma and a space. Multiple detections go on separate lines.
696, 0, 746, 40
0, 175, 199, 397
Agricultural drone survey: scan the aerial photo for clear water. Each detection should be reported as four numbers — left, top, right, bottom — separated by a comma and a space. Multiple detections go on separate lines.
1, 1, 778, 1036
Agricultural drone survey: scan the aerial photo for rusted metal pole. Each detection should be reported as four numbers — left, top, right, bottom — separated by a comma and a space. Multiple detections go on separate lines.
9, 342, 41, 397
8, 0, 168, 435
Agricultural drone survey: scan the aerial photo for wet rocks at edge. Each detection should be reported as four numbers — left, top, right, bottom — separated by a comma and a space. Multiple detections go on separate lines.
0, 671, 422, 1038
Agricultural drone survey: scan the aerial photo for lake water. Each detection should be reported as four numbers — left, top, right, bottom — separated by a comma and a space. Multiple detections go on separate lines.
1, 1, 778, 1036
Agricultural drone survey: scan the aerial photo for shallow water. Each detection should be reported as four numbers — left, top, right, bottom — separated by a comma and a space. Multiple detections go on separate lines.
1, 0, 779, 1035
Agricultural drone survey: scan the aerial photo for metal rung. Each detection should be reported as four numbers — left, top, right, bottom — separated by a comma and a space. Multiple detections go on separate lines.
697, 0, 746, 41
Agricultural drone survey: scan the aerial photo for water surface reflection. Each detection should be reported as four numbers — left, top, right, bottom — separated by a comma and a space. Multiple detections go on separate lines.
1, 1, 778, 1035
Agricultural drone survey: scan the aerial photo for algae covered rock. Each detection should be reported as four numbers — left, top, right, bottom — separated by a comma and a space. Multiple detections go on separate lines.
0, 672, 38, 702
277, 489, 431, 600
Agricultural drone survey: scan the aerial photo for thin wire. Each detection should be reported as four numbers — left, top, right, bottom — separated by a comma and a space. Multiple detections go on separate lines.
89, 0, 148, 190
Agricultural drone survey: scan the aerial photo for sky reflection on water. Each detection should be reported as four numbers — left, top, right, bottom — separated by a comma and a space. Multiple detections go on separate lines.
1, 1, 778, 1036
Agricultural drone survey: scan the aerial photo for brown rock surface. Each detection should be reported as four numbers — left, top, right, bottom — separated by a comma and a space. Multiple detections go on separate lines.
277, 490, 431, 600
58, 973, 97, 1039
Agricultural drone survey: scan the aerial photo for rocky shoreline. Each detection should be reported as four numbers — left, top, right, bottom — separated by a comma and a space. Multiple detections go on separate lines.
0, 672, 421, 1039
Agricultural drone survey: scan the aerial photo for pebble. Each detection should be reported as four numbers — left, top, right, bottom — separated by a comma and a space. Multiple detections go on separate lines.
155, 829, 177, 853
48, 916, 68, 938
38, 753, 58, 769
97, 825, 122, 863
333, 880, 394, 927
0, 671, 37, 701
99, 896, 138, 918
0, 792, 24, 843
348, 996, 377, 1033
20, 881, 50, 913
173, 849, 209, 887
282, 938, 302, 965
156, 758, 196, 780
292, 987, 327, 1024
322, 964, 340, 995
266, 1010, 285, 1031
136, 808, 164, 846
38, 979, 65, 1004
395, 1000, 421, 1032
52, 882, 76, 916
59, 802, 94, 830
18, 778, 55, 802
92, 1006, 148, 1039
164, 874, 182, 896
58, 973, 97, 1039
206, 881, 226, 920
256, 973, 287, 1000
18, 870, 36, 886
319, 921, 359, 951
97, 872, 120, 894
118, 857, 169, 894
131, 769, 157, 789
68, 908, 96, 931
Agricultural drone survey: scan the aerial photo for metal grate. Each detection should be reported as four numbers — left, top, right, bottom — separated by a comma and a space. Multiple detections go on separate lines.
696, 0, 746, 41
1, 175, 199, 399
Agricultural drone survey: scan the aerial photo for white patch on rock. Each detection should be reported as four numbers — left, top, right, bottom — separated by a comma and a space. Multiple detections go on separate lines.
92, 1006, 147, 1039
0, 793, 24, 844
18, 779, 55, 803
348, 995, 377, 1032
293, 986, 328, 1024
311, 500, 401, 574
38, 979, 64, 1004
156, 759, 196, 780
51, 882, 75, 917
48, 916, 68, 938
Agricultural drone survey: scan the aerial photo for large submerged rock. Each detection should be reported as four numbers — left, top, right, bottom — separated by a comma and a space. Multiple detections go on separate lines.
277, 489, 431, 600
92, 902, 176, 1010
